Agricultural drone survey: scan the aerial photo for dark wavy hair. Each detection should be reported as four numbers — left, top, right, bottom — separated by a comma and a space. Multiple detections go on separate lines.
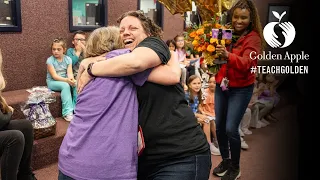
117, 10, 163, 38
230, 0, 266, 50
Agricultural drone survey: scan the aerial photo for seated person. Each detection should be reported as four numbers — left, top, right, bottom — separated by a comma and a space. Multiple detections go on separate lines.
199, 76, 219, 148
66, 30, 86, 79
0, 49, 36, 180
166, 39, 188, 91
258, 74, 280, 121
186, 75, 220, 156
46, 38, 76, 122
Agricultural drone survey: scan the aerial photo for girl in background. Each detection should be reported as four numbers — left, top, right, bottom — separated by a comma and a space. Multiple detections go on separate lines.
174, 34, 189, 90
186, 75, 220, 156
166, 39, 188, 91
166, 39, 176, 51
199, 75, 221, 155
46, 38, 76, 122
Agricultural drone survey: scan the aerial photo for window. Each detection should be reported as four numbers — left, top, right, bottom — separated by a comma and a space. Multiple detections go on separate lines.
184, 1, 199, 28
0, 0, 22, 32
68, 0, 107, 32
138, 0, 163, 28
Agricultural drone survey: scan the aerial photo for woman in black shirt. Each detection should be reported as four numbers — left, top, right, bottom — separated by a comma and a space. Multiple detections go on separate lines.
77, 11, 211, 180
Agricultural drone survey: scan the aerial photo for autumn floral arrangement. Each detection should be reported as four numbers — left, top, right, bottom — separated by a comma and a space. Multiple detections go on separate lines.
184, 17, 232, 74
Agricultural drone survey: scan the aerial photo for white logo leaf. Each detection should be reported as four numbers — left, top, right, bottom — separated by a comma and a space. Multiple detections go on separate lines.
279, 11, 286, 22
272, 11, 280, 20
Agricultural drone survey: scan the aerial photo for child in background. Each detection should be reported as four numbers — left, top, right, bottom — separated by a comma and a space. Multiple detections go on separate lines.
167, 38, 188, 91
199, 75, 220, 154
46, 38, 76, 122
66, 30, 86, 79
166, 39, 176, 51
174, 34, 189, 90
186, 75, 220, 156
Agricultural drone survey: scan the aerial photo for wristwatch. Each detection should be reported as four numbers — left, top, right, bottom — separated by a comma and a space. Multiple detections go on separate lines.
87, 62, 96, 77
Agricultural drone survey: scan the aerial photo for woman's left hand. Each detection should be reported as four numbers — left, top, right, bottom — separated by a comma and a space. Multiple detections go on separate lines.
215, 44, 229, 59
77, 70, 93, 94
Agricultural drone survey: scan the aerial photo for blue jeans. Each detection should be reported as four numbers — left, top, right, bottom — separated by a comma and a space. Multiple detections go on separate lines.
58, 171, 74, 180
47, 80, 77, 117
214, 84, 254, 167
138, 151, 211, 180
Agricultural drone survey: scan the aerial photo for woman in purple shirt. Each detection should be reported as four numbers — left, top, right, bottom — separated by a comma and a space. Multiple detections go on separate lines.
58, 25, 180, 179
78, 11, 211, 180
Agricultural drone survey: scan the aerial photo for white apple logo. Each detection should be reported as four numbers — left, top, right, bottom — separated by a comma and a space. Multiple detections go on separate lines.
263, 11, 296, 48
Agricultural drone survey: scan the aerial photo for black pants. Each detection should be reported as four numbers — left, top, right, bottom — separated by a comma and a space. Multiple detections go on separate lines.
0, 120, 34, 180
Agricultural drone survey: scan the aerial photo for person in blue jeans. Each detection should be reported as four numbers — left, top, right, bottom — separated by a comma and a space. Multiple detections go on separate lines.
46, 38, 77, 122
212, 0, 264, 179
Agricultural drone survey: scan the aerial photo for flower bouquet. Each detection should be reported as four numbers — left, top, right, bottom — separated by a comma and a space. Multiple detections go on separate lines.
184, 17, 232, 74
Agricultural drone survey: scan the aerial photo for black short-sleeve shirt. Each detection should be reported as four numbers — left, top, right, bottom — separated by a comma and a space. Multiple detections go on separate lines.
136, 37, 209, 166
136, 37, 170, 65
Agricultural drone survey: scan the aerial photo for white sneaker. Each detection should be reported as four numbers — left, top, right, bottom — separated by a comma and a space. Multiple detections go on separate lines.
261, 118, 270, 125
242, 129, 252, 135
239, 129, 244, 137
241, 138, 249, 150
64, 114, 73, 122
258, 120, 267, 127
210, 143, 221, 156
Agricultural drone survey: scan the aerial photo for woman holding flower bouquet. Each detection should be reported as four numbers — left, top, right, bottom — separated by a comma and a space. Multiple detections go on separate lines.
212, 0, 265, 179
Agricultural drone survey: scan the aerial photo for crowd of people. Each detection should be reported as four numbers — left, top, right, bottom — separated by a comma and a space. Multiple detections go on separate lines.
0, 0, 283, 179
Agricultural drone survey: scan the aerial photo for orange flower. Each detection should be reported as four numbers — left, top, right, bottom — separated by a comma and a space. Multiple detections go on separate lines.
210, 38, 218, 44
207, 45, 215, 52
225, 39, 232, 45
214, 23, 222, 29
189, 31, 197, 38
220, 39, 225, 46
194, 36, 200, 40
201, 45, 207, 51
196, 28, 204, 35
192, 40, 199, 47
197, 47, 202, 52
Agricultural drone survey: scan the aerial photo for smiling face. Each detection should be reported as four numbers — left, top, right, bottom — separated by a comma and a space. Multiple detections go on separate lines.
119, 16, 148, 51
189, 77, 202, 93
175, 36, 185, 49
232, 8, 251, 35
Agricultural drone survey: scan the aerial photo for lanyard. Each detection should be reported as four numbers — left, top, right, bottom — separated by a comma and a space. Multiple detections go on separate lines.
225, 43, 234, 78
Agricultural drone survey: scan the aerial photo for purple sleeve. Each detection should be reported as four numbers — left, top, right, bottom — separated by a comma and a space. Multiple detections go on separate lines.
130, 68, 152, 86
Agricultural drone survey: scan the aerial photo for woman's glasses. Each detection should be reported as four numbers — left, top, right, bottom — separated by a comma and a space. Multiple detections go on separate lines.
74, 38, 86, 42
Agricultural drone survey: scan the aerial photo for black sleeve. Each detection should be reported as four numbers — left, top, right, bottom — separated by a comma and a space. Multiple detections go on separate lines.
0, 111, 12, 129
136, 37, 171, 64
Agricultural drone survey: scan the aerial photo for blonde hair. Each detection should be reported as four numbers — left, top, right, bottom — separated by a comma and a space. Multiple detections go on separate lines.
0, 49, 6, 91
84, 26, 124, 58
0, 49, 11, 113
